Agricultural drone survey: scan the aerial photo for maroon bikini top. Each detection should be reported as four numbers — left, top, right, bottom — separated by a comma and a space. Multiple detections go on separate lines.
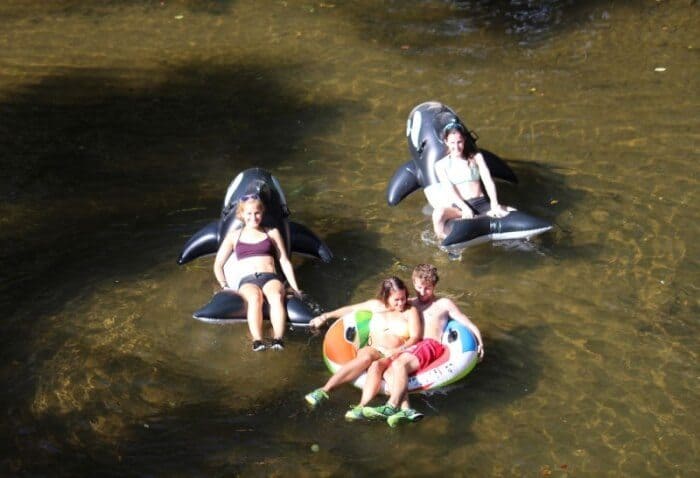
235, 233, 275, 260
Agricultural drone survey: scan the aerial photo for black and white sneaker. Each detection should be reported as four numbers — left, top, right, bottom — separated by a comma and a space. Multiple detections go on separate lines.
252, 340, 266, 352
270, 338, 285, 350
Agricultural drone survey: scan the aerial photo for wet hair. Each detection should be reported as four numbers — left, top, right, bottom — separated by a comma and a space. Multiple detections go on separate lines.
412, 264, 439, 286
376, 276, 409, 308
236, 196, 265, 220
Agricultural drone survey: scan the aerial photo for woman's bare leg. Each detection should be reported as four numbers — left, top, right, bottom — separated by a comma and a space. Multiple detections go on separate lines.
359, 358, 392, 406
262, 279, 287, 339
322, 347, 381, 393
432, 206, 462, 239
239, 284, 264, 341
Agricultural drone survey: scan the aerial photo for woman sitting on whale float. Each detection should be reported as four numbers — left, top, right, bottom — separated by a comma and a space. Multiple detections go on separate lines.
177, 167, 332, 332
214, 194, 300, 352
430, 121, 512, 240
386, 101, 552, 248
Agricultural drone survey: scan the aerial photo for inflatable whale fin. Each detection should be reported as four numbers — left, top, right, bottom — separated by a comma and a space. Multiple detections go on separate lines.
481, 149, 518, 184
193, 289, 246, 320
285, 295, 316, 326
193, 289, 316, 326
386, 160, 419, 206
177, 221, 220, 265
289, 221, 333, 263
441, 211, 553, 248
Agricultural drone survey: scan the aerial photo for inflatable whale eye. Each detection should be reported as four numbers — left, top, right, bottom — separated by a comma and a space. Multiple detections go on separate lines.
387, 101, 552, 248
322, 312, 479, 393
176, 167, 333, 326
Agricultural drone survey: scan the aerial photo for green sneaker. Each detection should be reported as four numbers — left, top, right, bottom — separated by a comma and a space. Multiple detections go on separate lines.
304, 388, 329, 409
387, 408, 424, 428
361, 403, 399, 421
344, 405, 365, 422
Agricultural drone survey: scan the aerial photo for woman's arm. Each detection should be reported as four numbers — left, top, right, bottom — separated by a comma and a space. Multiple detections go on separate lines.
309, 298, 384, 328
213, 232, 236, 289
268, 228, 300, 292
475, 153, 507, 217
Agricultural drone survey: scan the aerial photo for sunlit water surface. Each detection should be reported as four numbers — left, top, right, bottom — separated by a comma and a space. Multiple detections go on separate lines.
1, 1, 698, 476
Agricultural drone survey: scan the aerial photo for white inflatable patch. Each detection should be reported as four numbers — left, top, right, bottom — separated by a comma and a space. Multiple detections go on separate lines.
409, 111, 422, 149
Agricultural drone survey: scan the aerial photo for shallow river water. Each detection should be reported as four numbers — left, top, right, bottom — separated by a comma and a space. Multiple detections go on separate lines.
1, 1, 698, 476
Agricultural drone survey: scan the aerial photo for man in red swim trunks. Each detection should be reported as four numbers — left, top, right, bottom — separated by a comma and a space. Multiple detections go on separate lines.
362, 263, 485, 426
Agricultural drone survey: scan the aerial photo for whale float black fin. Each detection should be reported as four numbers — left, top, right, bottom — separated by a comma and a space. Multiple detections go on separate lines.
193, 290, 246, 320
386, 161, 419, 206
285, 295, 315, 326
177, 221, 220, 265
193, 290, 315, 326
441, 211, 552, 247
289, 221, 333, 263
481, 149, 518, 184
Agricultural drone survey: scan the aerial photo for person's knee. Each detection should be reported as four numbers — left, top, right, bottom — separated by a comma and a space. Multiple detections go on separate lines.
390, 356, 413, 374
244, 289, 264, 307
367, 361, 382, 374
356, 352, 374, 368
263, 282, 285, 301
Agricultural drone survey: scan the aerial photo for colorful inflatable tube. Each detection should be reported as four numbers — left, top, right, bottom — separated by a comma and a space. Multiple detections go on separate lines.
322, 311, 479, 393
177, 167, 331, 326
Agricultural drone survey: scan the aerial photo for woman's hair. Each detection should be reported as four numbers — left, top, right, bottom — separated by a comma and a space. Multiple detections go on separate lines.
236, 195, 265, 220
412, 263, 439, 286
442, 120, 467, 140
442, 120, 478, 157
376, 276, 409, 307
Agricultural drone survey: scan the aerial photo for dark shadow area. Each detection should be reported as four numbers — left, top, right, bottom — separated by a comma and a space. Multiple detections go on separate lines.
0, 60, 352, 318
0, 348, 331, 477
1, 327, 547, 476
338, 0, 647, 49
495, 157, 606, 260
411, 325, 547, 448
1, 0, 238, 20
294, 227, 397, 315
0, 60, 353, 473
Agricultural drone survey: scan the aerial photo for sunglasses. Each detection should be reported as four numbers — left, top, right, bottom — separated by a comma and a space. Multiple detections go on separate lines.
240, 194, 260, 202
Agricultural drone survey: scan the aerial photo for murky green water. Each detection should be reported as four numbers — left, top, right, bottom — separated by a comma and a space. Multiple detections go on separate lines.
1, 1, 698, 476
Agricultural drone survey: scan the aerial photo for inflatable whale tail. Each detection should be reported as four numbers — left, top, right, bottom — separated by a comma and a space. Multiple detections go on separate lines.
386, 160, 420, 206
289, 221, 333, 263
441, 211, 553, 247
177, 221, 219, 265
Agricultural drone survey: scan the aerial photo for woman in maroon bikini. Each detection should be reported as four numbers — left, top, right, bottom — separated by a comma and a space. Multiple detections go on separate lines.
213, 195, 301, 351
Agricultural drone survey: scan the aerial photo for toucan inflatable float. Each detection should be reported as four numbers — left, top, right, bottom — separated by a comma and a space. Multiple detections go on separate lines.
177, 168, 332, 326
387, 101, 552, 248
322, 311, 479, 392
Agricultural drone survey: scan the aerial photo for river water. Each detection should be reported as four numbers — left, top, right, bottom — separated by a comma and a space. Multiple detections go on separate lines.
1, 1, 697, 476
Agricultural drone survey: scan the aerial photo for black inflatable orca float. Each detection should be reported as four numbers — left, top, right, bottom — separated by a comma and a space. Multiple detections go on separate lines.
177, 167, 332, 326
386, 101, 552, 248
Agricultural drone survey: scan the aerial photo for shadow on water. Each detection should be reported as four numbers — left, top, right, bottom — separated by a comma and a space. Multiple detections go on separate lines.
412, 325, 546, 444
295, 227, 397, 312
1, 0, 239, 19
338, 0, 646, 48
492, 157, 605, 260
3, 325, 546, 476
0, 60, 350, 316
0, 59, 351, 472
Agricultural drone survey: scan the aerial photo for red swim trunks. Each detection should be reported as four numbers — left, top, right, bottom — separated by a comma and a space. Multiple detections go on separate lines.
403, 338, 445, 369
